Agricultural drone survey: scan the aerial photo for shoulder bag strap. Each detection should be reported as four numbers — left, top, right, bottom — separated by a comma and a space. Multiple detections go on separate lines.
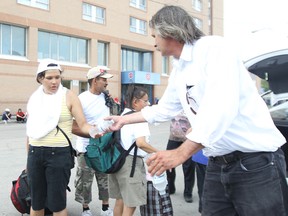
56, 125, 77, 157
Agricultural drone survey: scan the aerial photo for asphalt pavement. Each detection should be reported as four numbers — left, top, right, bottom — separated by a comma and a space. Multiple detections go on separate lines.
0, 122, 201, 216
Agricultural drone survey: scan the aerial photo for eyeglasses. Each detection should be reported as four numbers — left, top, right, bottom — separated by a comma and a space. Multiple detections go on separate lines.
186, 87, 198, 115
171, 119, 188, 125
139, 99, 150, 105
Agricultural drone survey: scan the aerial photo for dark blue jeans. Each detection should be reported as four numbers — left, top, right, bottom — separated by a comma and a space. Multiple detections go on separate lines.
202, 148, 288, 216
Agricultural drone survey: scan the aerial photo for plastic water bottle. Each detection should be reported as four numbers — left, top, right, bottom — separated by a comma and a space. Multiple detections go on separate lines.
144, 153, 168, 195
152, 172, 168, 195
89, 120, 114, 138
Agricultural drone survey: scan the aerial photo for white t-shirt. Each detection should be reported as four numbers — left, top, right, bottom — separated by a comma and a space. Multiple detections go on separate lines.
75, 90, 110, 152
121, 108, 150, 158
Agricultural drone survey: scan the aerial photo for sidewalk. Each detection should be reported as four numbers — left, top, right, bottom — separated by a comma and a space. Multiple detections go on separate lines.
0, 122, 201, 216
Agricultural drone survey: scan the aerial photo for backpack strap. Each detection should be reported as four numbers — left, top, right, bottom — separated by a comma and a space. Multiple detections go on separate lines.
130, 144, 138, 177
122, 110, 138, 177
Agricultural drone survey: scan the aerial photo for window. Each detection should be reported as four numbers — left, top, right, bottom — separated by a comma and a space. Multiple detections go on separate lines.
79, 81, 88, 94
130, 17, 147, 35
121, 48, 152, 72
130, 0, 146, 10
38, 31, 88, 64
162, 57, 169, 75
82, 3, 105, 24
62, 80, 72, 89
192, 0, 202, 11
17, 0, 49, 10
98, 41, 108, 66
0, 24, 26, 56
194, 17, 203, 30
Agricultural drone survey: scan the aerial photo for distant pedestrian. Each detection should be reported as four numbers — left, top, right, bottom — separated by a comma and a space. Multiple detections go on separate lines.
16, 108, 27, 123
166, 112, 195, 203
2, 108, 12, 124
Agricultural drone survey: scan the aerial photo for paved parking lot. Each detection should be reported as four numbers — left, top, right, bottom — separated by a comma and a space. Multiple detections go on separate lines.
0, 122, 201, 216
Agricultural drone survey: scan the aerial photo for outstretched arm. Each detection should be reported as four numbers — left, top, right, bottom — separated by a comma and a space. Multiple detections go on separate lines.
105, 111, 146, 131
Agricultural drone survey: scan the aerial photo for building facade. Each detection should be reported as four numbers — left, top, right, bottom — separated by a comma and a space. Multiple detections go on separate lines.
0, 0, 223, 114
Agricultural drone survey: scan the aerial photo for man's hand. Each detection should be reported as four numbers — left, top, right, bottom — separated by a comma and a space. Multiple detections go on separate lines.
146, 139, 203, 176
146, 149, 184, 176
105, 115, 125, 131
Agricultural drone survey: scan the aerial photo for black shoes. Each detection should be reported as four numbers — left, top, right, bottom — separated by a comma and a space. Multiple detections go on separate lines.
184, 195, 193, 203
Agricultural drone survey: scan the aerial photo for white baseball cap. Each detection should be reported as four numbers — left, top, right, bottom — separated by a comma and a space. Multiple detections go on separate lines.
36, 59, 62, 74
86, 66, 113, 79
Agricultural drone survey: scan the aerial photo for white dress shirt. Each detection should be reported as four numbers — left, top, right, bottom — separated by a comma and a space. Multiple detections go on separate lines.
142, 36, 286, 157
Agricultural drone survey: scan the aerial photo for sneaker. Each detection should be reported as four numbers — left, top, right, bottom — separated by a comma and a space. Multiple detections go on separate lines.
100, 208, 113, 216
81, 210, 93, 216
184, 195, 193, 203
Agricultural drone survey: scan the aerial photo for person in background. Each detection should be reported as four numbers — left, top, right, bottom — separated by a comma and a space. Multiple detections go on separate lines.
26, 59, 99, 216
191, 150, 207, 213
106, 5, 288, 216
140, 156, 173, 216
2, 108, 12, 124
72, 66, 114, 216
109, 85, 157, 216
16, 108, 27, 123
166, 112, 195, 203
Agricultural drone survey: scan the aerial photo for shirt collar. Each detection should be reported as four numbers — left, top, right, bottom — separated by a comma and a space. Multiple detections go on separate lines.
173, 43, 193, 69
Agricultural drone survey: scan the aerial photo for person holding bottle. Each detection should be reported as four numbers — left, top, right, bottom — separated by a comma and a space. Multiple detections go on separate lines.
106, 5, 288, 216
140, 154, 173, 216
72, 66, 114, 216
109, 85, 158, 216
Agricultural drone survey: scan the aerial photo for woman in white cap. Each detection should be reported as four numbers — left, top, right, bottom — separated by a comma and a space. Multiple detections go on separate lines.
26, 59, 104, 216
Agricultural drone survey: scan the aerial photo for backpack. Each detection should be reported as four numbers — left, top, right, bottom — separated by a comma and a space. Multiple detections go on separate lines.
10, 169, 53, 215
85, 111, 138, 177
10, 170, 31, 214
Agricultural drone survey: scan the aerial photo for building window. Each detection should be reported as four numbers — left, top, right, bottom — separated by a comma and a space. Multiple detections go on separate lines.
192, 0, 202, 11
79, 81, 88, 94
130, 17, 147, 35
162, 57, 169, 75
17, 0, 49, 10
194, 17, 203, 30
62, 80, 72, 89
82, 3, 105, 24
121, 48, 152, 72
0, 24, 26, 56
38, 31, 88, 64
98, 41, 108, 66
130, 0, 146, 10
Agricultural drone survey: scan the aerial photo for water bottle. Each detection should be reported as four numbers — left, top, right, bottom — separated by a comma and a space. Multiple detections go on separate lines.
152, 172, 168, 195
89, 119, 114, 138
144, 153, 168, 195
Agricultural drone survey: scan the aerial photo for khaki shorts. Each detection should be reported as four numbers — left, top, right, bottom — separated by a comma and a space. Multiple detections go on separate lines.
109, 155, 147, 207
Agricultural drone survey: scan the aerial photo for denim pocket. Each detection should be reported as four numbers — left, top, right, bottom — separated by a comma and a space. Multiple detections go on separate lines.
239, 153, 274, 172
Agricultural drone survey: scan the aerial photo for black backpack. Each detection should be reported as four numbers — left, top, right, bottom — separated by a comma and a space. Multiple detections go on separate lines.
10, 169, 53, 215
85, 111, 138, 177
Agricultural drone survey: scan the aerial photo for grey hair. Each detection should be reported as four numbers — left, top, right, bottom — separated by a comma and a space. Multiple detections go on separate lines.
149, 5, 204, 44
